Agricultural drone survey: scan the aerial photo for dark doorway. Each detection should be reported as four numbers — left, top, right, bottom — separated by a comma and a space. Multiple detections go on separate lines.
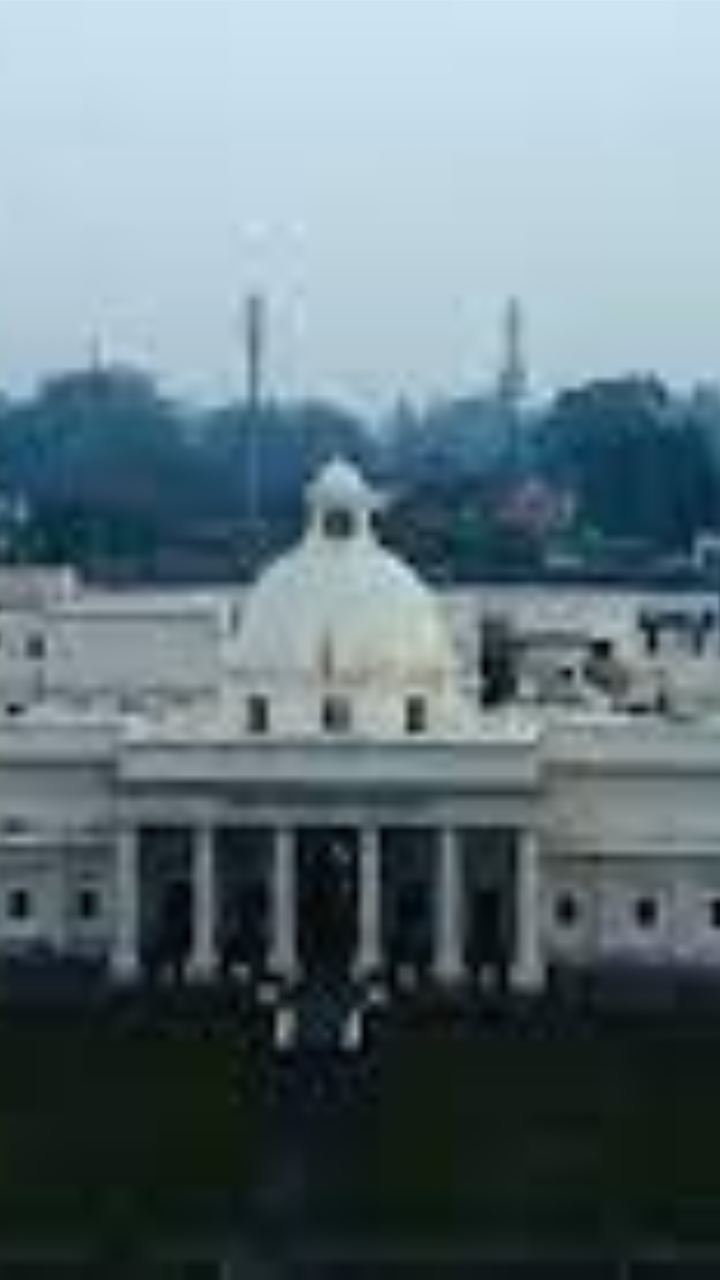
298, 834, 358, 979
389, 879, 434, 978
467, 886, 510, 986
220, 879, 269, 977
146, 878, 192, 981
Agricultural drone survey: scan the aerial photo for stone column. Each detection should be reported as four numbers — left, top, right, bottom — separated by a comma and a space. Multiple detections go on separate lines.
356, 826, 383, 976
188, 824, 217, 980
269, 825, 297, 978
111, 825, 141, 981
512, 828, 544, 991
434, 826, 465, 983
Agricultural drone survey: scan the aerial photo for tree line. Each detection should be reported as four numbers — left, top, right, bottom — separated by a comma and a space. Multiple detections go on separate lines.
1, 365, 719, 583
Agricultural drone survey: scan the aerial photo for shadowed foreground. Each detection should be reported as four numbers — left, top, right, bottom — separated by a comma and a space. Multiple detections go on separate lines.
1, 990, 720, 1265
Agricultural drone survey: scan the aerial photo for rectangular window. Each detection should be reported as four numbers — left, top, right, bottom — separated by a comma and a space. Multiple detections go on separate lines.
405, 696, 427, 735
76, 887, 101, 921
554, 892, 580, 928
7, 888, 31, 921
322, 695, 351, 734
25, 634, 45, 660
634, 896, 659, 929
247, 695, 270, 735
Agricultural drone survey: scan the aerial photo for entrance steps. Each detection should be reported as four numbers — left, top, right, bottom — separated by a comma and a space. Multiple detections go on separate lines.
272, 980, 382, 1055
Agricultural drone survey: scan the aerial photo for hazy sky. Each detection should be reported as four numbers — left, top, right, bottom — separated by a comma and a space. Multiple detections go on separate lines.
1, 0, 719, 410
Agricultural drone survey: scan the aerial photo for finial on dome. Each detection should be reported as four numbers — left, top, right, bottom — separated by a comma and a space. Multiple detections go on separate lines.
308, 458, 381, 541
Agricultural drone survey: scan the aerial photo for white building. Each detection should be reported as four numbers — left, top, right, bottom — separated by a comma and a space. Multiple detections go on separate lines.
3, 460, 720, 1037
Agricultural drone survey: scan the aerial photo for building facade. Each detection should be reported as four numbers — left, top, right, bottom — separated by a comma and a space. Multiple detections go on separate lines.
3, 461, 720, 1042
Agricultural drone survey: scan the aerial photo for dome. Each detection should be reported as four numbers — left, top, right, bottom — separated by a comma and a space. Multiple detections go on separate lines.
227, 459, 470, 736
307, 457, 380, 520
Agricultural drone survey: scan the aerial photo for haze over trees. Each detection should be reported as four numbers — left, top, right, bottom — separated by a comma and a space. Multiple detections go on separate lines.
1, 364, 719, 584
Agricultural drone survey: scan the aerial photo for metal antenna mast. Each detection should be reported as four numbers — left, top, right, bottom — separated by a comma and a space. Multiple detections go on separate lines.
497, 297, 528, 473
498, 296, 527, 413
242, 292, 267, 540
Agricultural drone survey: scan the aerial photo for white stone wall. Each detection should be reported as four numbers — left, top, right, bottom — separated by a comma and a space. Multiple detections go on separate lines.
46, 593, 225, 707
0, 568, 78, 712
0, 761, 112, 831
542, 854, 720, 970
0, 854, 65, 950
0, 714, 116, 957
0, 607, 47, 709
538, 713, 720, 971
0, 846, 112, 954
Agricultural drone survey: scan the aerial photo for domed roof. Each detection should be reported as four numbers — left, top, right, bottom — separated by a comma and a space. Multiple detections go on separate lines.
307, 457, 380, 518
229, 460, 462, 723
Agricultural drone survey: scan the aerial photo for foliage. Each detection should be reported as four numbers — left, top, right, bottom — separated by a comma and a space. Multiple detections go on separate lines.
1, 366, 720, 580
538, 376, 719, 552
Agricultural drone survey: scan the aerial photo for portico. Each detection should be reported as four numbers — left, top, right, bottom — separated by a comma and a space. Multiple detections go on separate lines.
106, 460, 546, 1013
110, 810, 545, 995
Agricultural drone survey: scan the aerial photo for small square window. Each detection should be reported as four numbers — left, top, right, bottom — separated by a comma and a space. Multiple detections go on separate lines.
555, 893, 580, 927
322, 508, 355, 540
7, 888, 31, 921
710, 898, 720, 930
405, 696, 427, 735
247, 695, 270, 735
322, 695, 351, 734
634, 896, 659, 929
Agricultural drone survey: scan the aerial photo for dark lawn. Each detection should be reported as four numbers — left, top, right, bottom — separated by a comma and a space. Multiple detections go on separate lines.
331, 1006, 720, 1244
0, 993, 720, 1249
0, 995, 269, 1241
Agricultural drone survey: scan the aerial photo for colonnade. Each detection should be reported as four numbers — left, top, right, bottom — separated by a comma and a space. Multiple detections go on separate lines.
111, 822, 544, 990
